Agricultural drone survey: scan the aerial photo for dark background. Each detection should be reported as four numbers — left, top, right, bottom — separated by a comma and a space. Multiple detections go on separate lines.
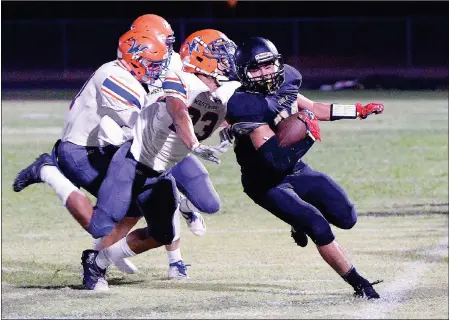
3, 1, 448, 20
2, 1, 448, 89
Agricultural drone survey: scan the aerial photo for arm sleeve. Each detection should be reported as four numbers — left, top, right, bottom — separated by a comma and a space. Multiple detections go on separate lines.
257, 136, 315, 173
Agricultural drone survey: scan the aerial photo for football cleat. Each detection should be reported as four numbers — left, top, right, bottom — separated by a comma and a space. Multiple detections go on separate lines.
291, 226, 308, 247
81, 250, 109, 291
168, 260, 191, 280
181, 210, 207, 237
13, 153, 54, 192
354, 280, 383, 299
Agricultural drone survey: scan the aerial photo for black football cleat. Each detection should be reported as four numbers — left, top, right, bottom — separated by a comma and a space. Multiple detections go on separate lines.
291, 226, 308, 247
81, 250, 109, 291
354, 280, 383, 299
13, 153, 54, 192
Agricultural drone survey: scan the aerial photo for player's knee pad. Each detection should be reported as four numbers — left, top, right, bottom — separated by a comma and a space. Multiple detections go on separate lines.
151, 228, 175, 245
332, 203, 357, 230
88, 207, 116, 239
339, 204, 357, 229
195, 191, 220, 214
305, 219, 335, 246
138, 226, 174, 245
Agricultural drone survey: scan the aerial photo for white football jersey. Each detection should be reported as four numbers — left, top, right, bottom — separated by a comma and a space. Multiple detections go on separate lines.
130, 69, 236, 172
61, 60, 146, 147
167, 51, 183, 72
142, 51, 183, 103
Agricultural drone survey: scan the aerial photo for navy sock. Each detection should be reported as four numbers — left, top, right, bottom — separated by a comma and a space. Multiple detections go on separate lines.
342, 266, 370, 288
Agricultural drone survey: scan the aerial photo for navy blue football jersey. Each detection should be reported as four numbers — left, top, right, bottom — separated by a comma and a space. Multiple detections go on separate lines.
226, 64, 303, 177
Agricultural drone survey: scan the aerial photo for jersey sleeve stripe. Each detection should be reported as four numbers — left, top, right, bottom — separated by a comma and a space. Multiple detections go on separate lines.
164, 77, 186, 86
164, 90, 187, 101
102, 78, 142, 109
109, 75, 141, 97
162, 81, 187, 96
101, 88, 133, 107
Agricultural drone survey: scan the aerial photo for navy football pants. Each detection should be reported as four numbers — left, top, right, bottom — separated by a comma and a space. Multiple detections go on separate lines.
57, 141, 118, 197
243, 161, 357, 246
89, 141, 179, 243
56, 141, 220, 215
169, 155, 220, 214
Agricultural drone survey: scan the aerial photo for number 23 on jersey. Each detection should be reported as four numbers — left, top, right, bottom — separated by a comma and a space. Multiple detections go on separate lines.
169, 106, 219, 141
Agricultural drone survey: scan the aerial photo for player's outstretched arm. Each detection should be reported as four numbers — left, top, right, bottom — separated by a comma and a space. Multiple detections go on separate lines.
166, 96, 199, 151
297, 94, 385, 121
296, 94, 332, 121
166, 97, 222, 164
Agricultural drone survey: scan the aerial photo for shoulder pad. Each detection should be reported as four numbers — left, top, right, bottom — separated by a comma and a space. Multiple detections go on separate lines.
212, 81, 241, 107
168, 51, 183, 72
284, 64, 303, 88
100, 72, 145, 110
227, 92, 268, 124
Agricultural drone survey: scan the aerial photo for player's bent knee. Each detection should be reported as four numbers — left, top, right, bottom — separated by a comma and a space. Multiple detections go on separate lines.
308, 222, 335, 246
151, 229, 175, 245
336, 204, 357, 230
88, 207, 116, 239
198, 195, 220, 214
142, 178, 179, 245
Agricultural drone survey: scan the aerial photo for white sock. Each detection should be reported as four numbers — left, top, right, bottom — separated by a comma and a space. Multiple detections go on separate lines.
179, 195, 200, 213
40, 166, 78, 206
95, 237, 136, 270
167, 248, 182, 264
92, 237, 104, 251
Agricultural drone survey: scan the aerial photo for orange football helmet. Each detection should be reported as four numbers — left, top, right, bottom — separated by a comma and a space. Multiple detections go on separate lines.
129, 14, 175, 54
179, 29, 237, 81
117, 30, 169, 84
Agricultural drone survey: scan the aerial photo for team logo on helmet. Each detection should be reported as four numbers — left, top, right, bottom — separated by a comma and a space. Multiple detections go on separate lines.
254, 52, 274, 63
127, 39, 148, 58
185, 36, 203, 56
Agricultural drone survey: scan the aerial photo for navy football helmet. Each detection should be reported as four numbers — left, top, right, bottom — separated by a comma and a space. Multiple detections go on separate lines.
234, 37, 285, 94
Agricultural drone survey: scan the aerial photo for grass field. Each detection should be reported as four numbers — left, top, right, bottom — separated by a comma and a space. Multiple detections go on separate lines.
1, 90, 448, 319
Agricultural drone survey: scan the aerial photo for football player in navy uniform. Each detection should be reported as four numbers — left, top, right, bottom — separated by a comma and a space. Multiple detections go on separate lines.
220, 37, 384, 299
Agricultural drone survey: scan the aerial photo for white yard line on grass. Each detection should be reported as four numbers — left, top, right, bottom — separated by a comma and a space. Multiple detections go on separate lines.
357, 237, 448, 319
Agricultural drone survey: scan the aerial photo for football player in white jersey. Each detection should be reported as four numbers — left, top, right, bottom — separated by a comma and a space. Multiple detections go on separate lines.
13, 15, 222, 280
13, 29, 169, 274
79, 29, 240, 291
113, 14, 212, 280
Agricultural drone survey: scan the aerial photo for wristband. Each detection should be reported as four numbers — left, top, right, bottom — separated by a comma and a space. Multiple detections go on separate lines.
330, 104, 357, 121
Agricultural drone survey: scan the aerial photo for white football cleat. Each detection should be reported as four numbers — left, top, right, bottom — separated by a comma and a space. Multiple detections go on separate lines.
168, 260, 190, 280
93, 278, 110, 292
113, 258, 138, 274
178, 195, 206, 236
181, 210, 206, 236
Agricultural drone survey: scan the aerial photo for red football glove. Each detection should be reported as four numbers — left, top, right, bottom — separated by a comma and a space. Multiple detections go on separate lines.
297, 110, 322, 142
356, 103, 384, 120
